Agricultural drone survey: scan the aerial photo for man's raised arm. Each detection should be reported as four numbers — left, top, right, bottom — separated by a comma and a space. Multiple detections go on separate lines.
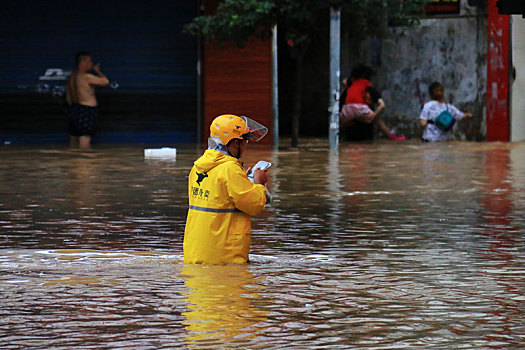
87, 64, 110, 86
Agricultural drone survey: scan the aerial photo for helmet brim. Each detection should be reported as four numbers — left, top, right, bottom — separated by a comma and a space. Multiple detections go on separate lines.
241, 117, 268, 142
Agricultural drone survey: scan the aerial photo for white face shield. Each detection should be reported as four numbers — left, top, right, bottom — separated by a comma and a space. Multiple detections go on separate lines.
241, 116, 268, 142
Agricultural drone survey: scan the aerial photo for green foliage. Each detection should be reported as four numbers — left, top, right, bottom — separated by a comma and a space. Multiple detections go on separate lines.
342, 0, 427, 39
184, 0, 428, 49
183, 0, 277, 47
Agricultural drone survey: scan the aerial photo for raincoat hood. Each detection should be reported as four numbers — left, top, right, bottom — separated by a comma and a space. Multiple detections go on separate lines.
194, 149, 238, 174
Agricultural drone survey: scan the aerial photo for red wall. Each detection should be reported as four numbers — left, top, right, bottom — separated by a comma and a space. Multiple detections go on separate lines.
202, 38, 273, 144
486, 0, 511, 141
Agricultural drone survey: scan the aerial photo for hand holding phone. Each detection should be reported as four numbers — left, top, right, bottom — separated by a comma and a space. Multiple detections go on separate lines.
247, 160, 272, 183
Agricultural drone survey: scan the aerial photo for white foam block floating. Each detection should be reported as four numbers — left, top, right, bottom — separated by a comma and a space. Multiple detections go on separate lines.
144, 147, 177, 159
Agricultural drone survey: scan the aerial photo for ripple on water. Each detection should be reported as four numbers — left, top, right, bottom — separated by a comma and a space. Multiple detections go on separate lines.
0, 143, 524, 348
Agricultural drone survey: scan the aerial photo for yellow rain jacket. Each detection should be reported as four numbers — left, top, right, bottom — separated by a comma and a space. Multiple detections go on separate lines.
183, 149, 267, 264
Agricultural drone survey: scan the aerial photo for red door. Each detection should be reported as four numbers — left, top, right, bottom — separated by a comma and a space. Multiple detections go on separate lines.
486, 0, 511, 141
201, 0, 273, 145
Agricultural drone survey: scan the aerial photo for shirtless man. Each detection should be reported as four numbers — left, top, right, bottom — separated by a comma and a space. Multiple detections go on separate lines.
66, 51, 109, 149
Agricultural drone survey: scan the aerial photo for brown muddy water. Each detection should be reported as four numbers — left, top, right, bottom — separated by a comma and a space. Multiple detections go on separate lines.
0, 141, 524, 349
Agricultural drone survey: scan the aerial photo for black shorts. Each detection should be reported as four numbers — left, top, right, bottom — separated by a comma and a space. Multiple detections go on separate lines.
68, 103, 98, 137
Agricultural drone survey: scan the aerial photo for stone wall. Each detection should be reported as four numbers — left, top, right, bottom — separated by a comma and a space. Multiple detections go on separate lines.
344, 2, 488, 140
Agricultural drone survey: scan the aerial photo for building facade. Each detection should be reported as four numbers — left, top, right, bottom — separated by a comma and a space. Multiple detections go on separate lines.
345, 0, 522, 142
347, 0, 488, 141
0, 1, 521, 145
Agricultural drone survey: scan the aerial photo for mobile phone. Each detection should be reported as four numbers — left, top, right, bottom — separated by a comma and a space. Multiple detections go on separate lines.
248, 160, 272, 181
253, 160, 272, 171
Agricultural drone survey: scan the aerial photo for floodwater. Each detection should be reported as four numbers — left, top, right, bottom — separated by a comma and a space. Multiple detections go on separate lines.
1, 141, 524, 349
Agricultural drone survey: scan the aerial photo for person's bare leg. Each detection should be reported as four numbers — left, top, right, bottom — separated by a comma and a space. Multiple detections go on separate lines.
70, 136, 79, 148
374, 118, 392, 137
340, 119, 355, 130
79, 136, 91, 149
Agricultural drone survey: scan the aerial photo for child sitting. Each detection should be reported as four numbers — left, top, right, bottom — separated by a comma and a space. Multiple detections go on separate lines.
340, 87, 406, 140
420, 82, 472, 142
344, 64, 374, 105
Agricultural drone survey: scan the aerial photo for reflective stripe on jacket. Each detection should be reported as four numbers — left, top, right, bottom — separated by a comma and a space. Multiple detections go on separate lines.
183, 149, 267, 264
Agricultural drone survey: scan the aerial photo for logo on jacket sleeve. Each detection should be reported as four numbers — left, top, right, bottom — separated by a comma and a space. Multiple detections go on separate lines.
196, 172, 208, 186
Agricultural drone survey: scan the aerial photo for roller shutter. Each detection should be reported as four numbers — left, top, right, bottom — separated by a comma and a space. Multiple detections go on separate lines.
0, 0, 198, 144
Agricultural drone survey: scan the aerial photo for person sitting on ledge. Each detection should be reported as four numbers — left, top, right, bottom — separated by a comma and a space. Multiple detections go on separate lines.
340, 86, 406, 141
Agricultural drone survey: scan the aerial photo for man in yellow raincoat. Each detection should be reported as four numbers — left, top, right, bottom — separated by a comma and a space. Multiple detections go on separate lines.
183, 114, 269, 264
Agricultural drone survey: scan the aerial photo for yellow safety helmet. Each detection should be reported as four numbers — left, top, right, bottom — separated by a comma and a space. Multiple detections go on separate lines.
209, 114, 268, 146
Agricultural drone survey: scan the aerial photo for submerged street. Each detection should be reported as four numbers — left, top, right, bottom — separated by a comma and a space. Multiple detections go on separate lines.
0, 141, 524, 348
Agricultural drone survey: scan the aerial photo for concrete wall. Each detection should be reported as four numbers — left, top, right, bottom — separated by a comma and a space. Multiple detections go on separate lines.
511, 16, 525, 142
347, 3, 487, 140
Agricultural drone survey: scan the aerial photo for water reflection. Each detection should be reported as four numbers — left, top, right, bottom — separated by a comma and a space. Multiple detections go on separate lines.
181, 264, 268, 347
327, 151, 343, 233
480, 147, 518, 256
476, 147, 524, 343
67, 153, 98, 208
